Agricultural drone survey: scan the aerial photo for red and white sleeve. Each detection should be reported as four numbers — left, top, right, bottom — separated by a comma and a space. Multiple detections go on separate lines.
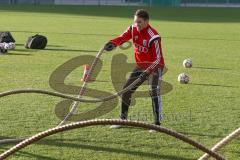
110, 26, 132, 46
148, 37, 162, 72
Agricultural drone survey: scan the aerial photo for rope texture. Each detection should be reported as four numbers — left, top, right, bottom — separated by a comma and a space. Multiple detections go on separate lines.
0, 119, 225, 160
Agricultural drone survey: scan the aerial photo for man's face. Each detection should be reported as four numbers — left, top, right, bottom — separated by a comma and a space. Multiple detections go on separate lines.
134, 16, 148, 31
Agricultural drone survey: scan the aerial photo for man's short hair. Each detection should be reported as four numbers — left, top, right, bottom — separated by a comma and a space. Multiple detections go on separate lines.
135, 9, 149, 20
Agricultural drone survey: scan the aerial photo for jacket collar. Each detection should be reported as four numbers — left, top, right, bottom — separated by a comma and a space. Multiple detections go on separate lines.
139, 24, 150, 33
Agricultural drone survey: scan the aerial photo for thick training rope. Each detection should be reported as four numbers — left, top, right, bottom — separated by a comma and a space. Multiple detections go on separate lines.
0, 45, 148, 144
0, 62, 146, 145
0, 119, 225, 160
198, 127, 240, 160
0, 76, 142, 103
0, 46, 235, 159
58, 47, 106, 126
0, 74, 144, 145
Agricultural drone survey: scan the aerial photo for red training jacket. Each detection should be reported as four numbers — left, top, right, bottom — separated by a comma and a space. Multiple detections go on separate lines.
110, 24, 165, 71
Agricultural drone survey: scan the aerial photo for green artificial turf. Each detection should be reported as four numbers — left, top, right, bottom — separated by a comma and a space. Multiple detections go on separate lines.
0, 5, 239, 160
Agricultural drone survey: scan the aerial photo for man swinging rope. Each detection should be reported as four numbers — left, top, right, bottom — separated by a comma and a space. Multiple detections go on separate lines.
104, 9, 165, 131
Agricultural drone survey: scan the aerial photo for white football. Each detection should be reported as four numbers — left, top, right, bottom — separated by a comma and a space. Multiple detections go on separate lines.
178, 73, 189, 84
183, 59, 192, 68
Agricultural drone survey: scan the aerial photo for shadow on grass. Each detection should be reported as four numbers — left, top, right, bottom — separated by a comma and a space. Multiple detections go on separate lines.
15, 43, 65, 48
0, 146, 57, 160
0, 5, 240, 23
0, 136, 12, 140
12, 30, 117, 37
36, 140, 193, 160
0, 51, 32, 56
5, 53, 32, 56
16, 151, 58, 160
3, 46, 98, 54
13, 48, 37, 52
189, 83, 238, 88
15, 44, 99, 53
192, 66, 232, 70
179, 131, 223, 139
0, 137, 192, 160
3, 48, 35, 56
44, 48, 98, 53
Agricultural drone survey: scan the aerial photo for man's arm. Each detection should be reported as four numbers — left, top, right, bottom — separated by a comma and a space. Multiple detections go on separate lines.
105, 26, 132, 51
147, 37, 162, 72
110, 26, 132, 46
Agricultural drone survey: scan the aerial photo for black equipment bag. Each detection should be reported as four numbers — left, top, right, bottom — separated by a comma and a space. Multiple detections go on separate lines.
25, 34, 47, 49
0, 32, 15, 43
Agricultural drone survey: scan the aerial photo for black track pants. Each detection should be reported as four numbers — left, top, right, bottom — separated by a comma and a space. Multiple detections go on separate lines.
120, 67, 163, 125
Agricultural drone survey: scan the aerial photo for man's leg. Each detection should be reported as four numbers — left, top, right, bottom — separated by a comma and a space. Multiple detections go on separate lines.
148, 68, 163, 126
120, 67, 146, 119
110, 67, 146, 129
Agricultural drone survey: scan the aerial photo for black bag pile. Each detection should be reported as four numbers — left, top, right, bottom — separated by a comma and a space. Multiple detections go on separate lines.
0, 32, 15, 54
25, 34, 47, 49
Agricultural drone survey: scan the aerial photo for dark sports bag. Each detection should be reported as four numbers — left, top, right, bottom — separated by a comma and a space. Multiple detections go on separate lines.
25, 34, 47, 49
0, 32, 15, 43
